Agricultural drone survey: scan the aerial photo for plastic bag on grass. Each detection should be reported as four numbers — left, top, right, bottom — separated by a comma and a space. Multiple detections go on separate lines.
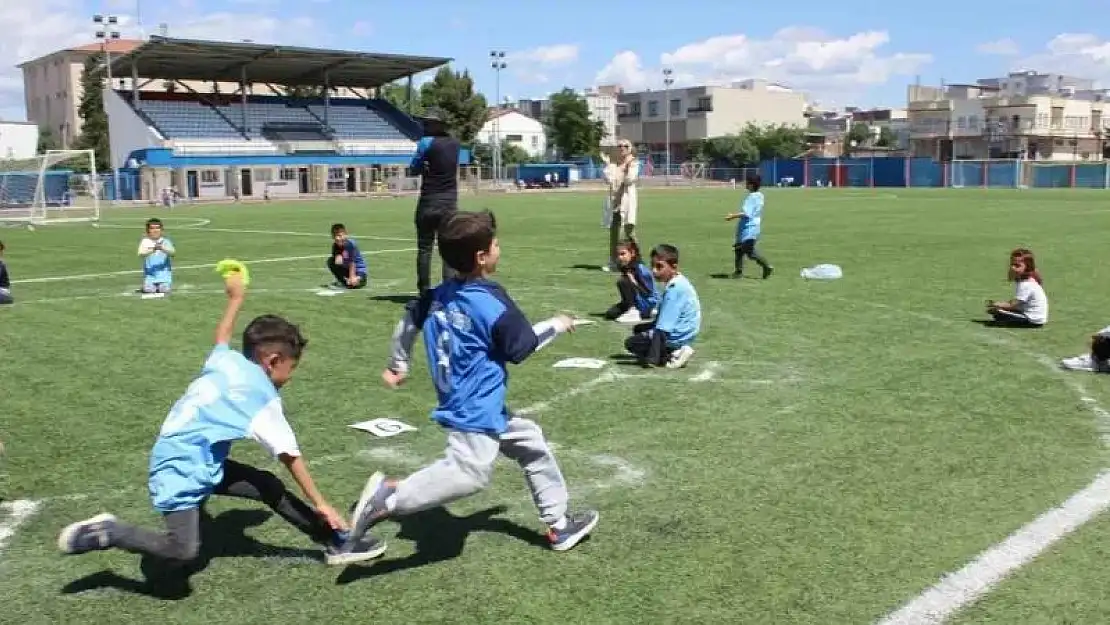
800, 264, 843, 280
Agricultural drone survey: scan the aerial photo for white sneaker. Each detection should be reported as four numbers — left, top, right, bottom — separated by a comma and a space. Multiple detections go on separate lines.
616, 309, 641, 323
666, 346, 695, 369
1061, 354, 1098, 372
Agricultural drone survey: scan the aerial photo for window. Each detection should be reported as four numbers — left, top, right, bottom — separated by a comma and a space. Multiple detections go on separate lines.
670, 99, 681, 116
647, 100, 659, 117
254, 169, 274, 182
200, 170, 220, 184
279, 168, 297, 181
531, 135, 538, 148
630, 101, 641, 115
505, 134, 523, 142
693, 96, 712, 111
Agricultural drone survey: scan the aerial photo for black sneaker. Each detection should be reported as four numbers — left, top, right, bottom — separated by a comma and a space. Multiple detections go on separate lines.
546, 510, 600, 551
57, 513, 117, 555
762, 266, 774, 280
323, 528, 387, 566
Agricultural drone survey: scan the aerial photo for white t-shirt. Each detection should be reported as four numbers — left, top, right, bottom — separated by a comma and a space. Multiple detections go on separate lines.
1014, 278, 1048, 324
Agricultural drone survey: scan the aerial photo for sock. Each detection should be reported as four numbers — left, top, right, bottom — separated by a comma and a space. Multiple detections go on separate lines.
551, 516, 568, 530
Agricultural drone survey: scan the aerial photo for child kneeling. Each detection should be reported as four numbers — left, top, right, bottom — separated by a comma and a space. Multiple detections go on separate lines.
624, 244, 701, 369
1061, 327, 1110, 373
605, 240, 657, 322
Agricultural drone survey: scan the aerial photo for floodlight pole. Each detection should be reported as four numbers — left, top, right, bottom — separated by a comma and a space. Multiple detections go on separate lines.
94, 14, 122, 203
490, 50, 506, 184
663, 68, 674, 185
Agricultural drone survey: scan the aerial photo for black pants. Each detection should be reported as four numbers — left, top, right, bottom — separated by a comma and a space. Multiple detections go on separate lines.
734, 239, 771, 275
605, 277, 643, 320
415, 196, 457, 293
988, 309, 1043, 328
326, 257, 367, 288
625, 324, 673, 366
0, 290, 11, 305
111, 459, 334, 564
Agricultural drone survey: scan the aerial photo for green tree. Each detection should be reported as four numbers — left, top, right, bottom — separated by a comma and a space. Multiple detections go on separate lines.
379, 81, 424, 115
546, 88, 605, 159
846, 122, 872, 147
876, 125, 895, 148
37, 126, 60, 153
471, 142, 532, 168
418, 66, 487, 144
739, 123, 809, 160
73, 53, 110, 173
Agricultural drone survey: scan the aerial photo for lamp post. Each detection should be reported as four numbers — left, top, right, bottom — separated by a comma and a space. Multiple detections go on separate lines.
663, 68, 674, 183
94, 13, 121, 202
490, 50, 506, 184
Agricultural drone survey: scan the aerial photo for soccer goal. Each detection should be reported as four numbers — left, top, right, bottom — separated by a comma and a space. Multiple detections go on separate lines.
0, 149, 100, 226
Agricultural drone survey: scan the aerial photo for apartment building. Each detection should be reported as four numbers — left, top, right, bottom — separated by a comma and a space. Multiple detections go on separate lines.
616, 79, 807, 160
907, 82, 1107, 161
847, 107, 909, 148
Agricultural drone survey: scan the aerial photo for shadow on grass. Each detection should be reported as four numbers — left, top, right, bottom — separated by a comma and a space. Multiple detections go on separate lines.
60, 509, 320, 601
971, 318, 1044, 329
368, 294, 418, 305
568, 264, 606, 272
335, 505, 546, 585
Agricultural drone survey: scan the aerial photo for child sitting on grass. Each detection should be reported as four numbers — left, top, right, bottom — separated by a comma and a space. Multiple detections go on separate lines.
604, 239, 657, 323
0, 240, 11, 305
57, 272, 384, 568
139, 218, 175, 294
327, 223, 368, 289
624, 244, 701, 369
1060, 327, 1110, 373
984, 248, 1048, 328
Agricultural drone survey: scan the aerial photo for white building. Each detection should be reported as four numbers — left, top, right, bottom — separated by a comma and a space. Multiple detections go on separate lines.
478, 109, 546, 157
0, 122, 40, 159
517, 84, 621, 147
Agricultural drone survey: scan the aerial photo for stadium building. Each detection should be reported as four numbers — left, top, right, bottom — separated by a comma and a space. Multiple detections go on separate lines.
102, 37, 470, 201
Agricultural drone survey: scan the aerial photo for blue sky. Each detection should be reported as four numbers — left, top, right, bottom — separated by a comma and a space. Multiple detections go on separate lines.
3, 0, 1110, 119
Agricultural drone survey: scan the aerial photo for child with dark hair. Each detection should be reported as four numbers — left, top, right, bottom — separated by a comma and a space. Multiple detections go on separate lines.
604, 239, 657, 322
57, 272, 384, 567
724, 173, 773, 279
985, 248, 1048, 327
624, 244, 701, 369
328, 223, 368, 289
139, 218, 175, 294
0, 240, 11, 305
1061, 327, 1110, 373
338, 209, 600, 555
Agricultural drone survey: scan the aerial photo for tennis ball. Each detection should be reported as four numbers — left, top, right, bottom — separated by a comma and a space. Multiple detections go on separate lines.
214, 259, 251, 285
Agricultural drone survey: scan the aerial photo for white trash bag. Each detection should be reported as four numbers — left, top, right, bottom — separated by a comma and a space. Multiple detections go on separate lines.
800, 264, 843, 280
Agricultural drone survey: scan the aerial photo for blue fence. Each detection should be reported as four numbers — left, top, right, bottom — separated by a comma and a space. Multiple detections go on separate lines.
757, 157, 1110, 189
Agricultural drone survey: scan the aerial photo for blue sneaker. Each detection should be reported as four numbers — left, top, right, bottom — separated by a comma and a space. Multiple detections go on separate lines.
343, 472, 396, 550
323, 528, 387, 566
57, 513, 117, 555
546, 510, 599, 551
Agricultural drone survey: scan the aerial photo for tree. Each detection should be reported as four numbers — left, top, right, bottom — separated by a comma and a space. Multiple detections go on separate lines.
876, 125, 895, 148
545, 88, 605, 159
701, 135, 759, 167
846, 122, 872, 148
37, 126, 60, 153
379, 81, 424, 116
471, 142, 532, 168
739, 123, 809, 160
73, 53, 110, 173
418, 67, 487, 144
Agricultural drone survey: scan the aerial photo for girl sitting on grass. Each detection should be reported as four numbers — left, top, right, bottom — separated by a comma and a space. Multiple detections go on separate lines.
604, 240, 657, 323
984, 248, 1048, 328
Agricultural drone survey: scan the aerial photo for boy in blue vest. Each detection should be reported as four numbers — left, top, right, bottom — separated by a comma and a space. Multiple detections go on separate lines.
327, 223, 368, 289
338, 210, 599, 555
57, 272, 384, 567
724, 173, 773, 279
624, 244, 701, 369
139, 218, 175, 294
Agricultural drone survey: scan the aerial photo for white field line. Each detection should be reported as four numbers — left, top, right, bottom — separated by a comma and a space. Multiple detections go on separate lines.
877, 471, 1110, 625
13, 248, 415, 285
846, 296, 1110, 624
515, 368, 655, 415
690, 361, 721, 382
0, 499, 42, 555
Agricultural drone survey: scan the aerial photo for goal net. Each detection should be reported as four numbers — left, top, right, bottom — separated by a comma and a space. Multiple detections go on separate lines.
0, 149, 100, 225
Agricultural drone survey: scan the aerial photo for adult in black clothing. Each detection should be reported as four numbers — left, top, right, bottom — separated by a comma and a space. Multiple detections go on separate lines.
0, 240, 10, 304
411, 114, 461, 294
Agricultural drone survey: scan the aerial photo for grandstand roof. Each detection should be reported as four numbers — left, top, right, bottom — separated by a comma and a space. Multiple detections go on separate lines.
107, 36, 451, 88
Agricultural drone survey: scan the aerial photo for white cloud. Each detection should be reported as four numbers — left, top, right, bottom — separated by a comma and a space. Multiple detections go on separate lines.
509, 44, 579, 66
351, 20, 372, 36
595, 27, 930, 102
1015, 34, 1110, 86
977, 38, 1020, 56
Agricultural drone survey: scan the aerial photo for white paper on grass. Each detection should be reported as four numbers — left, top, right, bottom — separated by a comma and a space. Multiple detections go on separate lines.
572, 318, 596, 327
552, 357, 608, 369
349, 418, 417, 438
139, 292, 166, 300
315, 288, 343, 297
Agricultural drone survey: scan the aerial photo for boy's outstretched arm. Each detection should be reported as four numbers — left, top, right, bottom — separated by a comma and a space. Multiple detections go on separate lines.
493, 296, 574, 362
383, 293, 434, 386
214, 273, 246, 345
280, 454, 345, 530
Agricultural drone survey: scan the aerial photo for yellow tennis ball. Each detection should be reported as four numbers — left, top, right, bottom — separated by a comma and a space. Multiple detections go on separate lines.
214, 259, 250, 285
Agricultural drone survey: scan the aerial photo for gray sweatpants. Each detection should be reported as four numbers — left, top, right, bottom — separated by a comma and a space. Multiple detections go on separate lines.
391, 417, 569, 526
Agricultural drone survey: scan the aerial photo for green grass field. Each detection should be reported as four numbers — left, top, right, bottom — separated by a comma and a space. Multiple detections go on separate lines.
2, 188, 1110, 624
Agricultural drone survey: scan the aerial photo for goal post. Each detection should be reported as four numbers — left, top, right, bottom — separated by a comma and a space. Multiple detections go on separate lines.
0, 149, 100, 226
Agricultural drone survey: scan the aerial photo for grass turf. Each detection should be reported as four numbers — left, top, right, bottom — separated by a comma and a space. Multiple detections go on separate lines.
1, 188, 1110, 624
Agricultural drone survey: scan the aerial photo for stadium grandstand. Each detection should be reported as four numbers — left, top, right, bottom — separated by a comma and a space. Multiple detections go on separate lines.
101, 36, 468, 201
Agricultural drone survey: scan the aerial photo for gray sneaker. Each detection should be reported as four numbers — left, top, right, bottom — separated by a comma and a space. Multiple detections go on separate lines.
341, 472, 396, 551
57, 513, 117, 555
323, 529, 387, 566
546, 510, 600, 551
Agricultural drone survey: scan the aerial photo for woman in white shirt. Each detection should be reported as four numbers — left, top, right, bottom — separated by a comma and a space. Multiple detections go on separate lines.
985, 248, 1048, 327
601, 140, 640, 271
